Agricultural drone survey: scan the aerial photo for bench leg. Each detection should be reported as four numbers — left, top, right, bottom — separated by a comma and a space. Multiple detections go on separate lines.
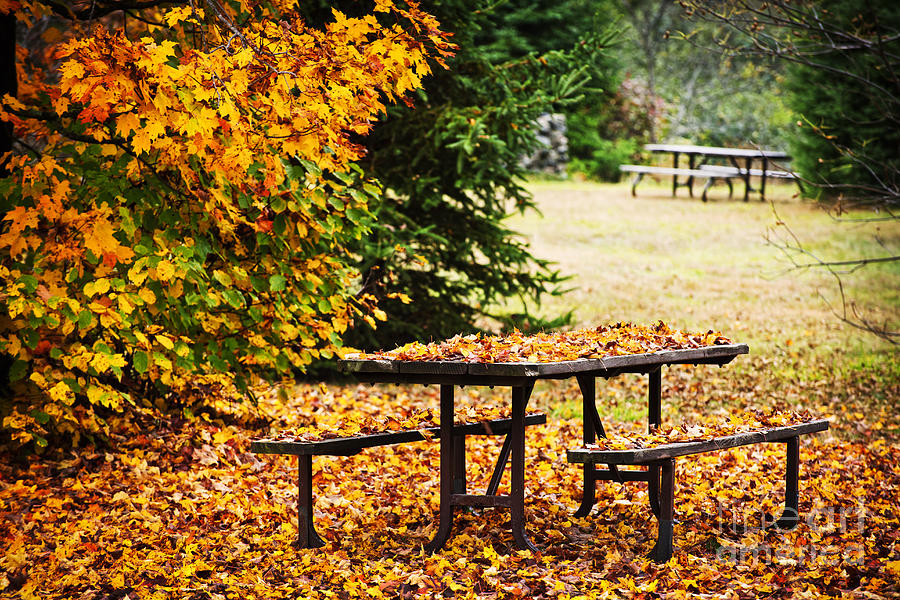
649, 458, 675, 563
297, 455, 326, 548
630, 173, 644, 197
701, 178, 712, 202
701, 177, 734, 202
773, 436, 800, 529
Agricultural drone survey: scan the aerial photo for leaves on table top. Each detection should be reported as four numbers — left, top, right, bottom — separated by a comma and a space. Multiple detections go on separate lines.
580, 409, 818, 450
359, 321, 733, 363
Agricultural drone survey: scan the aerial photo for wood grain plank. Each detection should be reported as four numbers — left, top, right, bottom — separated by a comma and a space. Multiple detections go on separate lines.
339, 344, 749, 378
566, 419, 828, 465
251, 413, 547, 456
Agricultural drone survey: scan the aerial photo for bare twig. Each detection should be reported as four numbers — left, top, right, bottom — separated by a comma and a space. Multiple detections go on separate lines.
766, 204, 898, 343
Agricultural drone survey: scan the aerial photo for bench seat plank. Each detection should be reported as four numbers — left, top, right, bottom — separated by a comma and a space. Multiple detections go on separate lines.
618, 164, 736, 201
567, 419, 829, 465
619, 165, 734, 178
698, 165, 797, 179
251, 413, 547, 456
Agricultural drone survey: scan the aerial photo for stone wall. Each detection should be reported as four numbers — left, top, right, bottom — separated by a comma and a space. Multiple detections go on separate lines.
520, 113, 568, 176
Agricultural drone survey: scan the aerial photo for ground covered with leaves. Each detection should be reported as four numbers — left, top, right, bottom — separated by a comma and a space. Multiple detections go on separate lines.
2, 356, 899, 599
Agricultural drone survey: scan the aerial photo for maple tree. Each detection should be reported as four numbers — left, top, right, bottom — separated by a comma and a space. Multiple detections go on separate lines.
0, 0, 453, 448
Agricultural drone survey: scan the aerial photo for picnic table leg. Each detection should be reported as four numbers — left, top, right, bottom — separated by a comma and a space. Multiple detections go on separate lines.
743, 157, 752, 202
671, 152, 680, 196
648, 369, 661, 431
647, 464, 661, 519
574, 375, 597, 518
574, 374, 623, 518
687, 154, 696, 198
425, 384, 457, 553
646, 369, 663, 518
510, 384, 538, 552
649, 458, 675, 562
297, 455, 326, 548
760, 157, 769, 200
773, 436, 801, 529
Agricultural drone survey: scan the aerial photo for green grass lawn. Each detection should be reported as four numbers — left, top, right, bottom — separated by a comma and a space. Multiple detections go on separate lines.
499, 180, 899, 433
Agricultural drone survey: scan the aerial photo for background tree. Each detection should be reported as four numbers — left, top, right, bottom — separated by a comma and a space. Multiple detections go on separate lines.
612, 0, 792, 150
298, 0, 618, 353
0, 0, 451, 447
680, 0, 899, 342
562, 0, 792, 182
616, 0, 674, 144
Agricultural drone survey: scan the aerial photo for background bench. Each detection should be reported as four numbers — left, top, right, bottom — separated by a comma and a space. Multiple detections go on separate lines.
619, 164, 735, 201
567, 418, 829, 562
698, 164, 803, 193
252, 413, 547, 548
698, 164, 798, 180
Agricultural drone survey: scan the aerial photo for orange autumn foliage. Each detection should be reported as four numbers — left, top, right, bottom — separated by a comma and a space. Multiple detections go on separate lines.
359, 321, 733, 363
0, 0, 453, 448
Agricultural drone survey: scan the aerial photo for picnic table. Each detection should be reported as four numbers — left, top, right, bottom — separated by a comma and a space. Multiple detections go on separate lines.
339, 343, 752, 553
623, 143, 795, 202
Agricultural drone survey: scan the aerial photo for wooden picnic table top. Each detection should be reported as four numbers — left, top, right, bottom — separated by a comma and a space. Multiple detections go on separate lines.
340, 343, 749, 383
644, 143, 790, 160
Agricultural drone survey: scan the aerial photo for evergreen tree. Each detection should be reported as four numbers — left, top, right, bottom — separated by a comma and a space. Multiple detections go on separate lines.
783, 0, 900, 192
300, 0, 617, 351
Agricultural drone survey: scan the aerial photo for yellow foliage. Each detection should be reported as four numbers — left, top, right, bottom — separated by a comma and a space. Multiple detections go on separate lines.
0, 0, 453, 447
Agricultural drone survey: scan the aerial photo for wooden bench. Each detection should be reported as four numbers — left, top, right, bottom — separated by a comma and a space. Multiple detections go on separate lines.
698, 164, 798, 180
567, 418, 829, 562
619, 164, 735, 201
251, 412, 547, 548
698, 164, 803, 194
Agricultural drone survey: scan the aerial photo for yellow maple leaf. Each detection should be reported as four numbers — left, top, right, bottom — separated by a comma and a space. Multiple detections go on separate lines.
144, 114, 167, 140
83, 219, 119, 259
132, 129, 152, 155
163, 5, 193, 26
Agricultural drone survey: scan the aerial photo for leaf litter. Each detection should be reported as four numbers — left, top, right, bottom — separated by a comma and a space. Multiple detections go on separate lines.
1, 360, 899, 599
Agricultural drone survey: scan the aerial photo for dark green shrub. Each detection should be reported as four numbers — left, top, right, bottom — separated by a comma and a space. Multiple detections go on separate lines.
299, 0, 618, 353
